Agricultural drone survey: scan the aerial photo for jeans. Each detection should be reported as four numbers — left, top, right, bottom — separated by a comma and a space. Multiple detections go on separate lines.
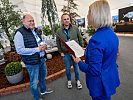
25, 58, 47, 100
63, 54, 79, 81
92, 96, 111, 100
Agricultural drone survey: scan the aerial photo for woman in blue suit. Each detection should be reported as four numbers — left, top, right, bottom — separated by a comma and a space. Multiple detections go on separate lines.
73, 0, 120, 100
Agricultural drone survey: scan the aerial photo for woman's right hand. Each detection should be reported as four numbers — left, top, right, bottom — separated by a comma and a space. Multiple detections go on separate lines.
61, 53, 65, 57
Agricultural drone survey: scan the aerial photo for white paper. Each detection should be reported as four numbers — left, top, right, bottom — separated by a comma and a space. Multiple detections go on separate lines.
66, 40, 84, 57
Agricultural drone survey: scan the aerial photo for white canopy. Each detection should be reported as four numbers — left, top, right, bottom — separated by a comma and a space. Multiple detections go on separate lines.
9, 0, 133, 26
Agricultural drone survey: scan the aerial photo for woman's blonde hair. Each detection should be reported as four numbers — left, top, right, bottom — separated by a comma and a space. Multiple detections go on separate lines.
89, 0, 112, 28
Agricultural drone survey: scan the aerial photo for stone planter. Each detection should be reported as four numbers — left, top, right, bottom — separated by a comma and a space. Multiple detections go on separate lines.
6, 70, 23, 84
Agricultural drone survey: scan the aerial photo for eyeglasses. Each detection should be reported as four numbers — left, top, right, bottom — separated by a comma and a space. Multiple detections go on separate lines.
63, 18, 70, 21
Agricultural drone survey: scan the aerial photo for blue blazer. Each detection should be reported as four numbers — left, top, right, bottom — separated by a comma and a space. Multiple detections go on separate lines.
78, 27, 120, 97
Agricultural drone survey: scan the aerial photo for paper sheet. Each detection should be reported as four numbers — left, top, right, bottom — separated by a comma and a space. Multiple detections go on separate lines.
66, 40, 84, 57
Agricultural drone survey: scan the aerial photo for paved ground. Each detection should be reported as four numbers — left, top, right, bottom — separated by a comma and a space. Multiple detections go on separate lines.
0, 36, 133, 100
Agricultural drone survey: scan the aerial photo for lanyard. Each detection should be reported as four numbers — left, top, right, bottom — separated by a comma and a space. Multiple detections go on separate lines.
32, 31, 38, 38
34, 32, 38, 38
64, 30, 70, 41
33, 32, 42, 44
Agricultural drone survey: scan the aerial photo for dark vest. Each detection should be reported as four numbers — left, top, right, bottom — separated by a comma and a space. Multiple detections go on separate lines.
16, 26, 42, 65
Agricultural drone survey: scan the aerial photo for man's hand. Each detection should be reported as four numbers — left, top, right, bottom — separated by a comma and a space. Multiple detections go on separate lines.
72, 55, 81, 64
41, 44, 47, 49
39, 45, 47, 51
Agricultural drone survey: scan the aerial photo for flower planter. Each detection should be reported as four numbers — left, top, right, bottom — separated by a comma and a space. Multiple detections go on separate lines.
6, 70, 23, 84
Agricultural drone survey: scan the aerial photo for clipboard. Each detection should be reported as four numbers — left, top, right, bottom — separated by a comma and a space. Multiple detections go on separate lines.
56, 33, 76, 57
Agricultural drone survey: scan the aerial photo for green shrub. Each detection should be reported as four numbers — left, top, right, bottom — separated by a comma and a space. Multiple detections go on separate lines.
42, 25, 52, 36
53, 24, 61, 33
86, 24, 116, 36
86, 24, 95, 36
5, 62, 22, 76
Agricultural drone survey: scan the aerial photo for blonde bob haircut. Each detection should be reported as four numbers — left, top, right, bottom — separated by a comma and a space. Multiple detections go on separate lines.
89, 0, 112, 28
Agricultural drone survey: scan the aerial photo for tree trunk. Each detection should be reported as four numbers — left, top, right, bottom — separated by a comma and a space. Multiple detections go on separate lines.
5, 28, 15, 51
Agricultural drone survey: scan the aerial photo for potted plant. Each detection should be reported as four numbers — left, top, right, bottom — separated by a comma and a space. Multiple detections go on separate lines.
0, 0, 22, 51
5, 62, 23, 84
42, 25, 53, 36
0, 0, 22, 62
41, 0, 58, 36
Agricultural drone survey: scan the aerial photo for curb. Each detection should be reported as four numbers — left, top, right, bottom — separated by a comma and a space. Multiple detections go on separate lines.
0, 67, 74, 96
116, 33, 133, 37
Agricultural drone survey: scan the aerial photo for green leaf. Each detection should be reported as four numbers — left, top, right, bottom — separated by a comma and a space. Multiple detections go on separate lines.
5, 62, 22, 76
86, 24, 95, 36
41, 0, 59, 35
0, 0, 22, 50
